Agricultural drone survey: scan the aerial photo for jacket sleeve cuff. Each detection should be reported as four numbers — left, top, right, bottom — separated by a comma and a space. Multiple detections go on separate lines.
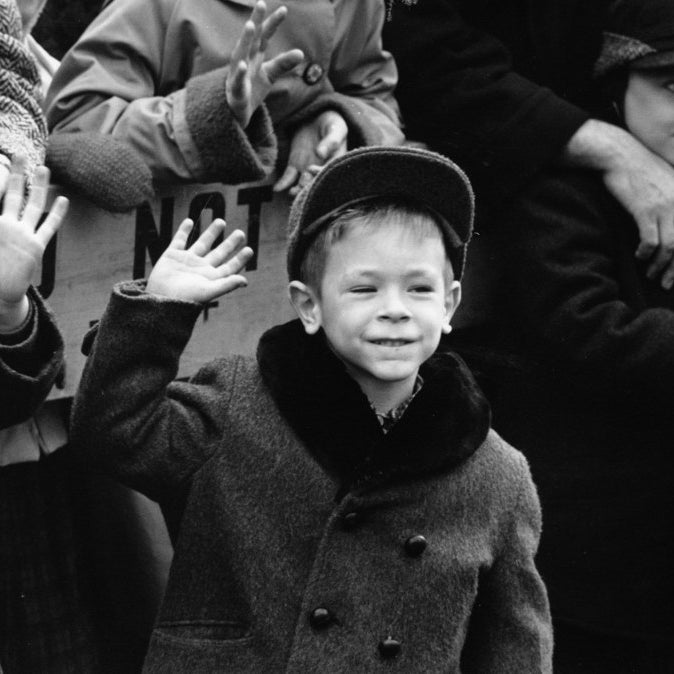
182, 67, 278, 184
453, 81, 590, 202
284, 92, 403, 149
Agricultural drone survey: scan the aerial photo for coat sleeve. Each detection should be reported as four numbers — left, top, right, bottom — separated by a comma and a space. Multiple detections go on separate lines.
69, 281, 241, 503
0, 288, 64, 428
44, 0, 276, 185
383, 0, 588, 201
461, 449, 553, 673
509, 171, 674, 412
0, 0, 46, 171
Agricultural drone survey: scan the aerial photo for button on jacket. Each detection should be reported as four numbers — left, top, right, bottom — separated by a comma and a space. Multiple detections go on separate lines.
69, 283, 553, 673
46, 0, 403, 185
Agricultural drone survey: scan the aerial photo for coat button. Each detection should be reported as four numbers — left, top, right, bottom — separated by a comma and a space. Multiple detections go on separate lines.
303, 62, 324, 85
342, 511, 362, 531
404, 534, 427, 557
378, 637, 401, 659
309, 607, 333, 629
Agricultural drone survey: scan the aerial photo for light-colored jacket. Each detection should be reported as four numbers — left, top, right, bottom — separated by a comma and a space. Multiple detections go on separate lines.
46, 0, 404, 184
70, 282, 553, 673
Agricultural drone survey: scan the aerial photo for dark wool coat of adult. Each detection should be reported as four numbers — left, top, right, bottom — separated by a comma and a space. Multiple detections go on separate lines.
0, 289, 98, 672
70, 282, 553, 673
470, 169, 674, 642
383, 0, 611, 204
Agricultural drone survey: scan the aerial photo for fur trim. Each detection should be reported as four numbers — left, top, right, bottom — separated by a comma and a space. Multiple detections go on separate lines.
257, 319, 490, 492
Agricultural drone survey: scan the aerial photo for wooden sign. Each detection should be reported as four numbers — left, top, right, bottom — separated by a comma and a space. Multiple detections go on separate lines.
41, 180, 296, 400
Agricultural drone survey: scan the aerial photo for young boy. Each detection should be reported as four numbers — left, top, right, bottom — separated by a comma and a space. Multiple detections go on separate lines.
470, 0, 674, 669
70, 145, 552, 672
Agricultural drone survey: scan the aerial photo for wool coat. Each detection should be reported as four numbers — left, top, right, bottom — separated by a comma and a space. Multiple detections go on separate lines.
46, 0, 403, 186
462, 169, 674, 640
70, 282, 552, 673
0, 289, 99, 672
383, 0, 611, 204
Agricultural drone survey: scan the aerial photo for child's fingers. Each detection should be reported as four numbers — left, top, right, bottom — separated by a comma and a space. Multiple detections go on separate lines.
210, 274, 249, 298
259, 5, 287, 51
3, 157, 28, 219
228, 61, 249, 106
189, 218, 226, 256
204, 229, 248, 266
168, 219, 194, 250
263, 49, 304, 84
215, 246, 254, 276
34, 196, 68, 247
21, 166, 50, 230
230, 20, 255, 67
248, 1, 266, 57
273, 164, 299, 192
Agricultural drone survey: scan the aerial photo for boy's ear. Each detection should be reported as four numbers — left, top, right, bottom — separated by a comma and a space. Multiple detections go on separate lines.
442, 280, 462, 334
288, 281, 323, 335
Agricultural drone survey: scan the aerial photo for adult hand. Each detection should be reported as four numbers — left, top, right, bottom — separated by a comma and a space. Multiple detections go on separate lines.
564, 119, 674, 289
273, 110, 348, 194
226, 1, 304, 128
0, 157, 68, 332
146, 219, 253, 304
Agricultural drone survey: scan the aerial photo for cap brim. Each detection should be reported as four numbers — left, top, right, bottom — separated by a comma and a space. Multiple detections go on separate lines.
632, 49, 674, 69
298, 145, 474, 245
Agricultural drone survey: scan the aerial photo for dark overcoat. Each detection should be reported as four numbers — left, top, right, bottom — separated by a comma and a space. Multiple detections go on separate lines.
70, 282, 553, 673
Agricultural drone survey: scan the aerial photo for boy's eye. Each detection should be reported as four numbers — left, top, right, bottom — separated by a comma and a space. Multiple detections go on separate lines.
410, 285, 434, 293
350, 286, 376, 294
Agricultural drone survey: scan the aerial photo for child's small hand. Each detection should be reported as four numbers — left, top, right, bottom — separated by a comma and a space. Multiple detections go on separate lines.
0, 158, 68, 332
146, 219, 253, 304
273, 110, 348, 194
226, 1, 304, 128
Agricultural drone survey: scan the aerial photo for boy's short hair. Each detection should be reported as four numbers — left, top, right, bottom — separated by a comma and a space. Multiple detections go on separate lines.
287, 145, 474, 283
299, 197, 455, 292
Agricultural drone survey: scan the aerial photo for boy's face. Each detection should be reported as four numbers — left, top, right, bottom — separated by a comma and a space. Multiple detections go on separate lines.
291, 217, 461, 404
624, 64, 674, 165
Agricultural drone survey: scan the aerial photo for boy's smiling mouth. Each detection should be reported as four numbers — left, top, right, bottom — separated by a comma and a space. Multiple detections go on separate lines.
369, 338, 414, 347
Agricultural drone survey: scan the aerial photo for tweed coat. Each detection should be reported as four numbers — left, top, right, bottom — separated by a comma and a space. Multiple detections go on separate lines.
0, 0, 46, 174
463, 169, 674, 640
70, 282, 552, 673
46, 0, 403, 186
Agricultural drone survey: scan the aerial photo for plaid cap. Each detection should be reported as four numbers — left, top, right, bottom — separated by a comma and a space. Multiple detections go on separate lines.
594, 0, 674, 77
286, 145, 474, 281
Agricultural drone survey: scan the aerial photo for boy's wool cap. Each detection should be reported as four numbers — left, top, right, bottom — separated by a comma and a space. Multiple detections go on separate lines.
594, 0, 674, 77
287, 145, 474, 281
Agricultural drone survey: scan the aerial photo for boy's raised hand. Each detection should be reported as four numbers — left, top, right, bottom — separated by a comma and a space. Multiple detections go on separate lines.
146, 219, 253, 304
226, 1, 304, 128
0, 158, 68, 332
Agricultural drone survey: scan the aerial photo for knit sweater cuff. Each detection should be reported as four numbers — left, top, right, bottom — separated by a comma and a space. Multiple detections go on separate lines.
284, 92, 394, 149
184, 66, 277, 185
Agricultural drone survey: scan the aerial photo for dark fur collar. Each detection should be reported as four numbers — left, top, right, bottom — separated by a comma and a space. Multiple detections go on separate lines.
257, 320, 491, 493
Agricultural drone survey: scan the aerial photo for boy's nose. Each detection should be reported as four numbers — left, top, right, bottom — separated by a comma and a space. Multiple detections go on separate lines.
378, 290, 411, 321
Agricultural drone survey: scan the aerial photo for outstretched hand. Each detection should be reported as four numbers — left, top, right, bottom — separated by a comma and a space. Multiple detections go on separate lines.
146, 219, 254, 304
273, 110, 348, 194
0, 158, 68, 332
226, 1, 304, 128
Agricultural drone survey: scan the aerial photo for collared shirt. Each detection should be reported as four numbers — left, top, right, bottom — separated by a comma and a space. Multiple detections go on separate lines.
371, 375, 424, 434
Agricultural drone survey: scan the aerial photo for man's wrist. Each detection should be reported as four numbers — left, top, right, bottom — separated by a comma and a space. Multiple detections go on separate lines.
0, 295, 31, 333
561, 119, 636, 172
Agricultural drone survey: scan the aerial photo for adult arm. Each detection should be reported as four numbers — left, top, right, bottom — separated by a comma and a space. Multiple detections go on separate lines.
383, 0, 588, 199
510, 170, 674, 410
461, 449, 553, 673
